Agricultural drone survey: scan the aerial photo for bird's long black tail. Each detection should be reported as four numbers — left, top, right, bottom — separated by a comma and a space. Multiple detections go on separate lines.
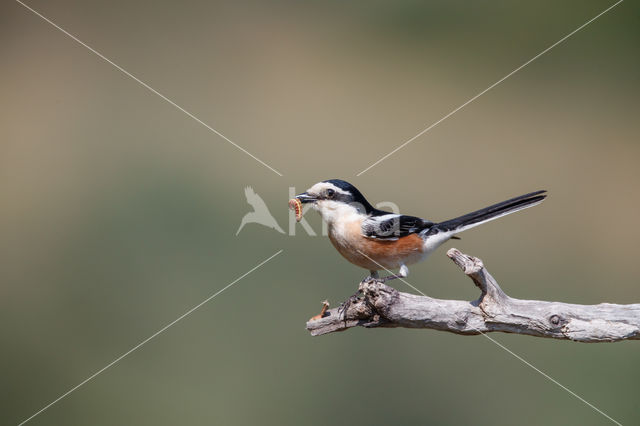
434, 190, 547, 234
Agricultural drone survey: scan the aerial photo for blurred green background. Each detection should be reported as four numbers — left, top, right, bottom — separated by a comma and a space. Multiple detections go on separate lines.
2, 0, 639, 424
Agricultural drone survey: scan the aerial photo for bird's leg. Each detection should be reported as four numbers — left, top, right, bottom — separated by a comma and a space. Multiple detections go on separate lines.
361, 270, 379, 284
381, 264, 409, 283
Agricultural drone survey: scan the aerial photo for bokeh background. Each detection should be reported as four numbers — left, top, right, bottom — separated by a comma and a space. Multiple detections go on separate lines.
2, 0, 639, 424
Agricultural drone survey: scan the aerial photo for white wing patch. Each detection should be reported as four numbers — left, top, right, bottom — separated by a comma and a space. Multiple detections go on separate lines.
361, 214, 433, 240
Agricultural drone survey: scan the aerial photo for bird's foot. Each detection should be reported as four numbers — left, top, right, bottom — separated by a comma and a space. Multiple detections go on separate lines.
380, 265, 408, 283
360, 274, 380, 286
355, 274, 381, 295
381, 274, 401, 283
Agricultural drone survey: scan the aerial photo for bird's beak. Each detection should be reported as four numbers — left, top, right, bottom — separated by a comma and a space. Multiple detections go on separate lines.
295, 192, 317, 204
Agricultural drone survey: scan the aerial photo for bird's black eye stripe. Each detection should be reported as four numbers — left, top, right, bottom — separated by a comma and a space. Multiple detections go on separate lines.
326, 188, 335, 198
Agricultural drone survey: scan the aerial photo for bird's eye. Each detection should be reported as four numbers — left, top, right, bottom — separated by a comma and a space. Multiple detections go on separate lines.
326, 188, 335, 198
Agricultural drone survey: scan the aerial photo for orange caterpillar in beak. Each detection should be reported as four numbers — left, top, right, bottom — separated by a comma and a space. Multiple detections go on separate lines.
288, 198, 303, 222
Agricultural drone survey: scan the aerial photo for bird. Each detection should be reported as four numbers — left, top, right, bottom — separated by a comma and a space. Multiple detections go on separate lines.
292, 179, 546, 283
236, 186, 285, 235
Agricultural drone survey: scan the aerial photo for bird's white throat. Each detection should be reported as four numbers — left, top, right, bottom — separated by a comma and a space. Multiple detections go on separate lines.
313, 200, 363, 225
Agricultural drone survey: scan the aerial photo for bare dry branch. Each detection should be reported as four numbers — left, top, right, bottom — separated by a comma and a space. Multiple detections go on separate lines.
306, 248, 640, 342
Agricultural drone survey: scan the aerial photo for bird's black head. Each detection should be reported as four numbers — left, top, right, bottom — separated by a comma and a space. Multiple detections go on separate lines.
294, 179, 375, 214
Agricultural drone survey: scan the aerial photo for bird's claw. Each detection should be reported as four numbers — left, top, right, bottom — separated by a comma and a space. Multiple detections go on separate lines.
358, 275, 382, 293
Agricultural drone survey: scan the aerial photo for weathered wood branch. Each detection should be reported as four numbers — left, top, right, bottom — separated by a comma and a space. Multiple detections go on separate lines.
306, 248, 640, 342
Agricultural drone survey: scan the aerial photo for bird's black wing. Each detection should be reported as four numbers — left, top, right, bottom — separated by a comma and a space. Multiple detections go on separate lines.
361, 214, 434, 240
